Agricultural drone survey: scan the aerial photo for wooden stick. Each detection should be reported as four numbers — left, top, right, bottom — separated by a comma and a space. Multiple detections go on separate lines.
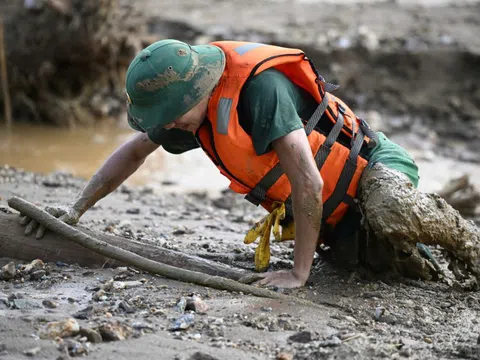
0, 213, 247, 280
0, 16, 12, 130
7, 196, 321, 307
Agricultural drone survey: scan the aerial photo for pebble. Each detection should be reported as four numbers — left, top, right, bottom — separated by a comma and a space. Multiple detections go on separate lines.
319, 336, 342, 347
1, 262, 16, 280
97, 321, 132, 341
112, 280, 143, 290
277, 353, 293, 360
186, 296, 209, 315
42, 299, 58, 309
40, 318, 80, 339
261, 306, 273, 312
288, 331, 312, 343
23, 347, 41, 357
78, 328, 103, 343
170, 313, 195, 331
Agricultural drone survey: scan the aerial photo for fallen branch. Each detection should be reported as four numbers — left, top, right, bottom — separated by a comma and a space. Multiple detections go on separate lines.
7, 196, 321, 307
0, 213, 246, 280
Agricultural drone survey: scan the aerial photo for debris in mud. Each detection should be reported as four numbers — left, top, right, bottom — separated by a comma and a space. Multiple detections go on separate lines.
40, 318, 80, 339
78, 328, 103, 344
189, 352, 219, 360
288, 331, 312, 344
23, 347, 41, 357
185, 295, 209, 315
97, 321, 133, 341
0, 262, 16, 280
170, 313, 195, 331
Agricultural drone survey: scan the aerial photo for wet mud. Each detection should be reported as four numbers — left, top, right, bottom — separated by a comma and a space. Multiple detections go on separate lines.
1, 166, 480, 359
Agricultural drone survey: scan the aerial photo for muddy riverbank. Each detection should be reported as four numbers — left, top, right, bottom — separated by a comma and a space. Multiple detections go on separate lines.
1, 166, 480, 359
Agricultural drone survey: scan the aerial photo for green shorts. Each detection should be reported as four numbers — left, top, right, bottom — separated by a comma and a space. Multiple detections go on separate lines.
366, 132, 419, 188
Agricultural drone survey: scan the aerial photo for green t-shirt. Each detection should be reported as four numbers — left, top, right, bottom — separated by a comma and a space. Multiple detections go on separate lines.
147, 68, 418, 186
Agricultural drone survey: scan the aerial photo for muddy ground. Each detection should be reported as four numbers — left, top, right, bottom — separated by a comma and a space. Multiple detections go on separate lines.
1, 0, 480, 359
1, 166, 480, 360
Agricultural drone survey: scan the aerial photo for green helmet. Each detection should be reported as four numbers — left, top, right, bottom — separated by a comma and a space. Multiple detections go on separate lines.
125, 39, 225, 132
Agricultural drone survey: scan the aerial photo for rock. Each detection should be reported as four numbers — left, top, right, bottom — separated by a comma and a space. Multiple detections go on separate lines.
1, 262, 16, 280
40, 318, 80, 339
126, 208, 140, 214
22, 259, 45, 274
319, 336, 342, 347
42, 299, 58, 309
78, 328, 103, 343
277, 352, 293, 360
176, 297, 187, 313
189, 352, 219, 360
23, 347, 41, 357
64, 339, 88, 357
261, 306, 273, 312
112, 280, 143, 290
288, 331, 312, 343
30, 270, 46, 280
93, 290, 106, 301
375, 307, 385, 321
186, 296, 209, 315
97, 321, 132, 341
400, 346, 413, 357
170, 313, 195, 331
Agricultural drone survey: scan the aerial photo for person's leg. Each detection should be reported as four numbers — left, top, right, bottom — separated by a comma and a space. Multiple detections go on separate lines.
358, 162, 480, 280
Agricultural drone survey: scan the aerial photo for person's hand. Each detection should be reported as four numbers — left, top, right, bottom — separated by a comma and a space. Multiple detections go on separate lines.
20, 205, 80, 239
253, 270, 306, 289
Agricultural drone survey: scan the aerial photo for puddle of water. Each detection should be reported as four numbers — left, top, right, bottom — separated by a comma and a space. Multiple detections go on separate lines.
0, 123, 229, 195
1, 123, 479, 197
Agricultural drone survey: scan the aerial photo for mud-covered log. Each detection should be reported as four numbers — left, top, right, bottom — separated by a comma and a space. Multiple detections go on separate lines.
0, 213, 246, 280
0, 0, 148, 126
358, 163, 480, 279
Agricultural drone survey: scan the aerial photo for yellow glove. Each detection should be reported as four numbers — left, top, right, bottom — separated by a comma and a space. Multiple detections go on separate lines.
244, 202, 295, 272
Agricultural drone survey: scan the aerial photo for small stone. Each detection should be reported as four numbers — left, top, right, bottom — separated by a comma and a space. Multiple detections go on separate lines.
126, 208, 140, 214
93, 290, 106, 301
424, 337, 433, 344
97, 321, 132, 341
79, 328, 103, 343
375, 307, 385, 321
112, 280, 143, 290
40, 318, 80, 339
261, 306, 273, 312
400, 347, 413, 357
288, 331, 312, 343
319, 336, 342, 347
277, 352, 293, 360
189, 352, 219, 360
23, 347, 41, 357
170, 313, 195, 331
42, 299, 58, 309
186, 296, 209, 315
22, 259, 45, 274
65, 339, 88, 356
1, 262, 16, 280
30, 270, 46, 280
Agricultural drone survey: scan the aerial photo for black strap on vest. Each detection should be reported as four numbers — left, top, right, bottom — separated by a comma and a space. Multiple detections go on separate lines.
244, 94, 330, 206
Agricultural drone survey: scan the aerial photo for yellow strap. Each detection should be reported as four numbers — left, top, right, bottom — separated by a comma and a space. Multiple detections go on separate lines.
243, 202, 294, 272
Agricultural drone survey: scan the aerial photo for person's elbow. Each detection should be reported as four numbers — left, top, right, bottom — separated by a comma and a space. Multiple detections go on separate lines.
291, 171, 323, 198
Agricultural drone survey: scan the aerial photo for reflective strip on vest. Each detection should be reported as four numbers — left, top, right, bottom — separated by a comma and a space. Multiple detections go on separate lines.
234, 43, 267, 55
217, 97, 233, 135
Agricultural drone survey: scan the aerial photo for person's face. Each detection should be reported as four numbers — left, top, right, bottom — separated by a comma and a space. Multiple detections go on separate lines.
163, 96, 209, 133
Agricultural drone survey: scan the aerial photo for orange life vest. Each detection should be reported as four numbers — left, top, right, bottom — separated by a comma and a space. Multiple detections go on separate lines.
196, 41, 377, 226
